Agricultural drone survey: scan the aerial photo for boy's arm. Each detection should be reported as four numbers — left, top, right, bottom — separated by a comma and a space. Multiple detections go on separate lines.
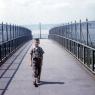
41, 56, 43, 65
41, 47, 45, 54
41, 48, 44, 64
30, 50, 33, 66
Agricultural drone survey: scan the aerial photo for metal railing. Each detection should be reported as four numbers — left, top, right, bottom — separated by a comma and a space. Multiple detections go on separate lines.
49, 19, 95, 73
0, 23, 32, 65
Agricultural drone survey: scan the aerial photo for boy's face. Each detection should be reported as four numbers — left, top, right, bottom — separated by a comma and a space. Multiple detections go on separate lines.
34, 40, 40, 47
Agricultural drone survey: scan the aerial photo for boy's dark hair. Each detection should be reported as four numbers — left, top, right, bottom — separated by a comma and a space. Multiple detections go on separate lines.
35, 38, 40, 42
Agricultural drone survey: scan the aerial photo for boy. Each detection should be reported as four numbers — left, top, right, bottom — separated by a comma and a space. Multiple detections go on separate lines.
30, 38, 44, 87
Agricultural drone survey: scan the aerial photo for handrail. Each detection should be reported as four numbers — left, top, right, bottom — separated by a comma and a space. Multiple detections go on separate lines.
50, 34, 95, 51
49, 19, 95, 73
49, 34, 95, 73
0, 23, 32, 65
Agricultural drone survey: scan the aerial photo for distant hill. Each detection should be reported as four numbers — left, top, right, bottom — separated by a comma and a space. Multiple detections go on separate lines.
23, 24, 60, 30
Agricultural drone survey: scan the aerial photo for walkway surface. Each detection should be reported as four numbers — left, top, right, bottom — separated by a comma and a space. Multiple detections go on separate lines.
1, 39, 95, 95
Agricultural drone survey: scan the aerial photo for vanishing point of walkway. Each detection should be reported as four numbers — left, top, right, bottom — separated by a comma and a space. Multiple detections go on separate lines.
1, 39, 95, 95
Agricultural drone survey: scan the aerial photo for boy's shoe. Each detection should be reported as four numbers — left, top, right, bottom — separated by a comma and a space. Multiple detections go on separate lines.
33, 82, 38, 87
34, 83, 38, 87
33, 79, 38, 87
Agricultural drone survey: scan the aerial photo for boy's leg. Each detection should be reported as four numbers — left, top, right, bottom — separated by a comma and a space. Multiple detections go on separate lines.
37, 64, 42, 83
32, 64, 38, 87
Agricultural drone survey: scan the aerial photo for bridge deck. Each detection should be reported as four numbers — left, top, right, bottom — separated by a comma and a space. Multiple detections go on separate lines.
1, 39, 95, 95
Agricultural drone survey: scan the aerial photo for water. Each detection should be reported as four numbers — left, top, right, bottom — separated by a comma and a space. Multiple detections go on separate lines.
32, 29, 49, 39
0, 27, 49, 43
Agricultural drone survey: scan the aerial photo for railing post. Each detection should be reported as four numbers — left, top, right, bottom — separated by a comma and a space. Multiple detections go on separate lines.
6, 23, 8, 55
74, 42, 75, 55
2, 22, 4, 43
14, 25, 16, 49
67, 23, 69, 38
1, 22, 4, 60
83, 46, 85, 64
0, 45, 1, 62
92, 51, 95, 71
12, 25, 15, 50
75, 20, 77, 41
71, 22, 72, 39
6, 23, 8, 41
66, 25, 67, 38
70, 40, 71, 52
10, 24, 11, 52
16, 25, 18, 48
86, 18, 89, 45
77, 44, 79, 59
80, 20, 82, 43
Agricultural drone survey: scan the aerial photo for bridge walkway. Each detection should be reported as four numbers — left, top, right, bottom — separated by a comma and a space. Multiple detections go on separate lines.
0, 39, 95, 95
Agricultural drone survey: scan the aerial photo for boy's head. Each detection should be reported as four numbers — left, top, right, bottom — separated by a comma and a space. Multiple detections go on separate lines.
33, 38, 40, 47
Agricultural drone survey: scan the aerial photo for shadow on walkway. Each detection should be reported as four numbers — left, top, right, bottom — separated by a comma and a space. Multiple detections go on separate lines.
39, 81, 65, 86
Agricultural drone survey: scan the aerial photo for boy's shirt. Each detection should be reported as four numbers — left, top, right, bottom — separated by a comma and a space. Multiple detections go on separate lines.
30, 46, 44, 59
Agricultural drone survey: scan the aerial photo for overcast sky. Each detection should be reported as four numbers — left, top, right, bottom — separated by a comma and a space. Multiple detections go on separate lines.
0, 0, 95, 25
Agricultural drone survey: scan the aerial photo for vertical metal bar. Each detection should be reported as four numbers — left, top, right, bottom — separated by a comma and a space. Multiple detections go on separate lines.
70, 40, 71, 52
12, 25, 15, 50
12, 25, 13, 50
77, 44, 79, 58
10, 24, 13, 51
67, 25, 68, 38
15, 25, 17, 48
68, 23, 70, 38
65, 25, 67, 38
10, 24, 12, 39
86, 18, 89, 45
1, 22, 4, 60
73, 42, 74, 54
15, 25, 17, 38
18, 26, 20, 37
16, 25, 18, 37
9, 24, 11, 53
80, 20, 82, 43
67, 23, 68, 38
75, 20, 77, 41
2, 22, 4, 43
14, 25, 16, 39
17, 25, 19, 47
6, 23, 8, 55
6, 23, 8, 41
83, 46, 85, 63
14, 25, 16, 49
75, 43, 77, 56
71, 22, 72, 39
0, 45, 1, 62
13, 24, 14, 39
67, 39, 68, 49
92, 51, 95, 71
10, 24, 12, 40
4, 25, 7, 57
74, 42, 76, 55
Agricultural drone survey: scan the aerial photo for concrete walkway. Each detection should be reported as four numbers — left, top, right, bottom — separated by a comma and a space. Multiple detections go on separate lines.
4, 39, 95, 95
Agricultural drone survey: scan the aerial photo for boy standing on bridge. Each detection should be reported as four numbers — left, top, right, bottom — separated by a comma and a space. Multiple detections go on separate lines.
30, 38, 44, 87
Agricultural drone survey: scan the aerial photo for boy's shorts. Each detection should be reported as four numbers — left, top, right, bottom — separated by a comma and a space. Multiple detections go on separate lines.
32, 58, 42, 78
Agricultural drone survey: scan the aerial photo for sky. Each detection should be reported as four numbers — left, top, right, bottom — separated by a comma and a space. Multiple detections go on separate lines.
0, 0, 95, 25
